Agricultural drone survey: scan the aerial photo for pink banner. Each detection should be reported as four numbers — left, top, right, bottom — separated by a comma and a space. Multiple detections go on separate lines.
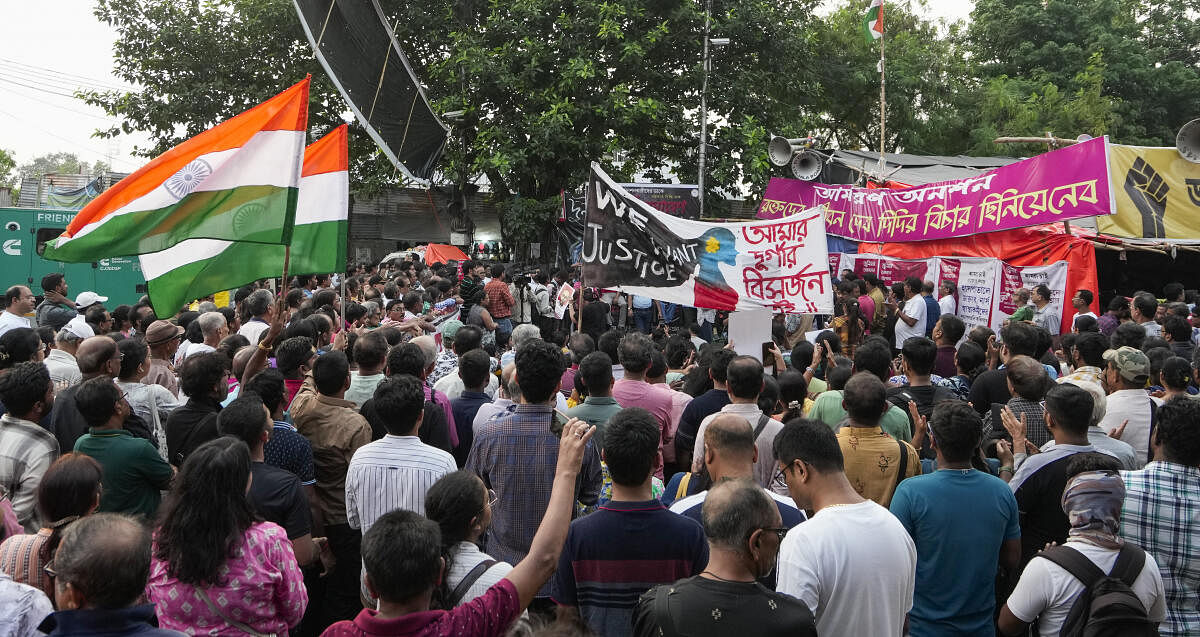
756, 136, 1114, 242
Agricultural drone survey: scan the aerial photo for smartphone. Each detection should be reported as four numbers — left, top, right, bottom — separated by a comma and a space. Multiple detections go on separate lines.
762, 342, 774, 364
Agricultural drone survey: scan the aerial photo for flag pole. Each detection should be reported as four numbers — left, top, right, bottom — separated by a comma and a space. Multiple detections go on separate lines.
877, 6, 886, 179
280, 246, 291, 298
339, 269, 348, 331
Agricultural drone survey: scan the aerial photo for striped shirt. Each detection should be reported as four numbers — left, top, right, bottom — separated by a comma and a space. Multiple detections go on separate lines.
0, 414, 58, 532
1121, 462, 1200, 637
345, 435, 456, 533
0, 528, 52, 600
552, 500, 708, 637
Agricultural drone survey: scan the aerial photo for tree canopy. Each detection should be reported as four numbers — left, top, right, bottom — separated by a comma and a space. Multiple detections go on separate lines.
80, 0, 1199, 245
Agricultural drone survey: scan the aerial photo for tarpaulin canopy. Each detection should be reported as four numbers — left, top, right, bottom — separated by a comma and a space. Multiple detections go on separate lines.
424, 243, 468, 265
857, 224, 1098, 335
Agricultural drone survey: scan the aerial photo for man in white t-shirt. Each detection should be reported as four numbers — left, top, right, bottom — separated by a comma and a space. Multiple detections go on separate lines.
0, 285, 35, 337
774, 419, 916, 637
938, 280, 957, 317
1070, 289, 1098, 327
999, 467, 1165, 636
889, 276, 927, 351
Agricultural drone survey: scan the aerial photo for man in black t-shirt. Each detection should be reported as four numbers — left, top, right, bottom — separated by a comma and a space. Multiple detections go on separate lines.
969, 322, 1040, 416
888, 336, 958, 454
633, 478, 816, 637
217, 393, 325, 570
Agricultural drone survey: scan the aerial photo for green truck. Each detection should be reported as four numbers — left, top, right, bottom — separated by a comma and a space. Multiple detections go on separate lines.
0, 207, 147, 307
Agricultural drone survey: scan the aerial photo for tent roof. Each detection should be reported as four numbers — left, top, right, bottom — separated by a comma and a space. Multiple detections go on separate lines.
830, 150, 1020, 186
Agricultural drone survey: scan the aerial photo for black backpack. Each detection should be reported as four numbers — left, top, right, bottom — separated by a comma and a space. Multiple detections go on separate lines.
1037, 544, 1158, 637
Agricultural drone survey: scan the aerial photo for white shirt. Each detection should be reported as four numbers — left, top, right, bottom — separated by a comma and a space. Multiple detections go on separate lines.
433, 370, 499, 400
894, 295, 927, 348
1070, 311, 1097, 326
44, 349, 81, 391
1139, 320, 1162, 339
691, 403, 785, 495
690, 335, 707, 350
238, 319, 270, 345
1098, 389, 1162, 467
777, 500, 916, 637
445, 541, 514, 606
938, 294, 956, 317
1006, 540, 1165, 636
0, 312, 30, 338
345, 435, 456, 533
473, 397, 514, 431
183, 342, 216, 359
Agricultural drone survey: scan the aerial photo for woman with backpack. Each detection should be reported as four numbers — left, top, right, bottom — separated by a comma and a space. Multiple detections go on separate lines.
424, 471, 514, 608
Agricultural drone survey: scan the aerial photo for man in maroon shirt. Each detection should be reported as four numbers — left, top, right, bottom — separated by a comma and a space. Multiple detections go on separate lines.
320, 419, 596, 637
483, 265, 516, 349
932, 314, 965, 379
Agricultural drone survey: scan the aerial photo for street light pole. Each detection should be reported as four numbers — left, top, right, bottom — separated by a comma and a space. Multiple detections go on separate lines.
698, 0, 712, 219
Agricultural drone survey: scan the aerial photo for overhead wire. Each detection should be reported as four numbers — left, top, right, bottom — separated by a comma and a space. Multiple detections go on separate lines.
0, 57, 136, 93
0, 105, 140, 170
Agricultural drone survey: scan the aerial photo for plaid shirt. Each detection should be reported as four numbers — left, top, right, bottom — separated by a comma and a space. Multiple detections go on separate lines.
483, 279, 515, 319
0, 414, 59, 532
465, 404, 602, 579
1120, 462, 1200, 636
983, 396, 1050, 449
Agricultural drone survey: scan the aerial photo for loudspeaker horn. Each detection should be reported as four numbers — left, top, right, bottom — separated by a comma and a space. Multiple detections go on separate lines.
790, 150, 824, 181
768, 136, 805, 166
1177, 118, 1200, 164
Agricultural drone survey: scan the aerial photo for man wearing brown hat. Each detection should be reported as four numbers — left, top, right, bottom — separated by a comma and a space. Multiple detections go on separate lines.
142, 320, 184, 396
1098, 346, 1159, 468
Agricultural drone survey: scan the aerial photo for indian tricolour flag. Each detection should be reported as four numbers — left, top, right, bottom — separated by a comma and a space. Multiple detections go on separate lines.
864, 0, 883, 42
44, 77, 311, 262
139, 125, 349, 315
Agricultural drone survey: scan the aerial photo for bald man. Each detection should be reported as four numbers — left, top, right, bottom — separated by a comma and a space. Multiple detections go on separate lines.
670, 414, 805, 533
50, 336, 155, 452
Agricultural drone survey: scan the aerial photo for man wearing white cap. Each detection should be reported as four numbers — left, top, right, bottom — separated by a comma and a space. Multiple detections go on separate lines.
74, 291, 108, 313
45, 316, 94, 390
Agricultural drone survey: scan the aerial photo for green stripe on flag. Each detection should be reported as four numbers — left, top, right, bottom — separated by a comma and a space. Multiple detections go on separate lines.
44, 185, 297, 263
145, 241, 284, 315
144, 219, 347, 314
287, 220, 348, 277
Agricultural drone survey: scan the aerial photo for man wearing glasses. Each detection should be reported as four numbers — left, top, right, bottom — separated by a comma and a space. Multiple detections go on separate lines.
774, 419, 916, 637
72, 377, 174, 520
634, 478, 817, 637
671, 414, 805, 539
49, 336, 155, 453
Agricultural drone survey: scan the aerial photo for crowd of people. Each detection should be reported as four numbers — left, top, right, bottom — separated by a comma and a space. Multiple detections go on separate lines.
0, 259, 1195, 637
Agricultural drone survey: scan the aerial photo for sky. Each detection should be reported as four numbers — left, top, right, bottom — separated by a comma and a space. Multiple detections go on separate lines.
0, 0, 975, 180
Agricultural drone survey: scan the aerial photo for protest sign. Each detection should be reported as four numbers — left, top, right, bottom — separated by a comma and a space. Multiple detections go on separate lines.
1096, 144, 1200, 239
834, 253, 1067, 333
994, 262, 1069, 335
619, 183, 701, 219
757, 136, 1114, 242
940, 257, 999, 331
849, 255, 931, 286
582, 164, 833, 313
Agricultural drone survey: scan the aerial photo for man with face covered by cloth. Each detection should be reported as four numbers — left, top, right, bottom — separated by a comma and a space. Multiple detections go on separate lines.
999, 464, 1167, 636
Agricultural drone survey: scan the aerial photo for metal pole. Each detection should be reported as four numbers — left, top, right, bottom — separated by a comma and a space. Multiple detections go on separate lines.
878, 20, 886, 178
698, 0, 712, 218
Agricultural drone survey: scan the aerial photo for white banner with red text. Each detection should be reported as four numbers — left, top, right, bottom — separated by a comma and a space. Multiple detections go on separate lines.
828, 253, 1068, 334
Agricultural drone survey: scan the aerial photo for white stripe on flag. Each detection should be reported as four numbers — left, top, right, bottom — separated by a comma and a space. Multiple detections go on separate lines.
139, 238, 233, 280
60, 129, 305, 245
295, 170, 349, 226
